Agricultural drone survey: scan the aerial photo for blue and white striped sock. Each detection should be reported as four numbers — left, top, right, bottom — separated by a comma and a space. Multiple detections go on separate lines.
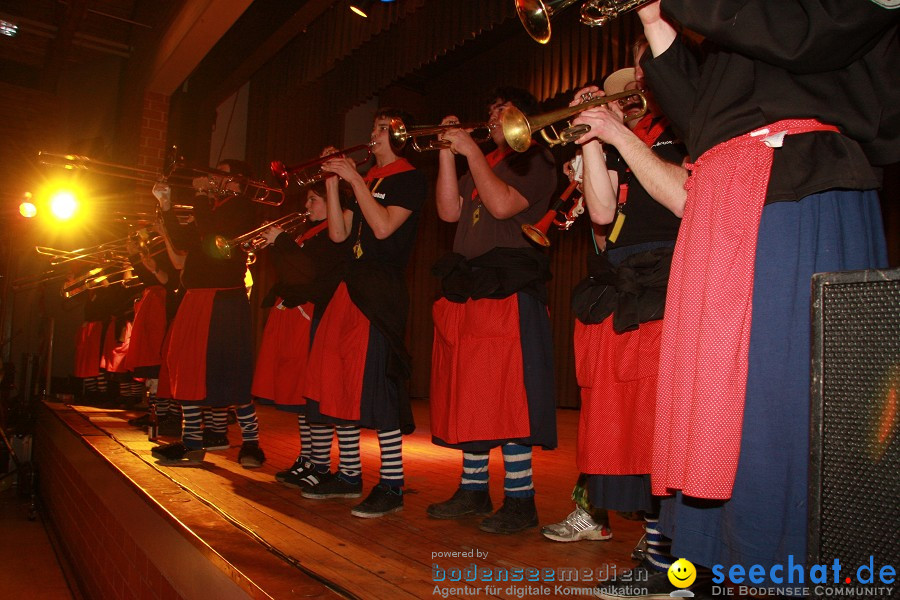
297, 413, 311, 461
502, 443, 534, 498
377, 429, 403, 488
460, 452, 489, 491
336, 425, 361, 483
644, 514, 674, 571
235, 402, 260, 443
182, 405, 203, 449
208, 408, 228, 434
310, 424, 333, 473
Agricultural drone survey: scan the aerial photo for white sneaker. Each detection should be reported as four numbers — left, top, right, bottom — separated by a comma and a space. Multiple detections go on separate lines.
541, 506, 613, 542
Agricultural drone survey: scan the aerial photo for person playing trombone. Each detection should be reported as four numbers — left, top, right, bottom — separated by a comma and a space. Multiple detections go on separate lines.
301, 108, 427, 518
427, 87, 557, 534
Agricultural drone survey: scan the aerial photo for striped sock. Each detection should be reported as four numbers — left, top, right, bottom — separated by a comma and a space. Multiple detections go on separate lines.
377, 429, 403, 488
502, 443, 534, 498
83, 376, 98, 393
460, 452, 489, 491
336, 426, 361, 483
208, 408, 228, 434
297, 413, 311, 461
153, 396, 169, 416
310, 424, 333, 473
96, 374, 108, 393
182, 405, 203, 449
235, 402, 260, 443
644, 514, 674, 571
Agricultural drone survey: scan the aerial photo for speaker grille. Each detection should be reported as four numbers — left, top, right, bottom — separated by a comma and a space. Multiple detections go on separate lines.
809, 269, 900, 594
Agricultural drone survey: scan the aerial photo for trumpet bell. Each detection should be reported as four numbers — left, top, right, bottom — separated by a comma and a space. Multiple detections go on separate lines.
515, 0, 580, 44
501, 106, 535, 153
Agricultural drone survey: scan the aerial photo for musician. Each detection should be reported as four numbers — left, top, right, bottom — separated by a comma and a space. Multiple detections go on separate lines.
255, 183, 351, 490
562, 54, 688, 586
624, 1, 896, 595
73, 286, 115, 404
427, 87, 557, 534
301, 108, 426, 518
150, 160, 266, 467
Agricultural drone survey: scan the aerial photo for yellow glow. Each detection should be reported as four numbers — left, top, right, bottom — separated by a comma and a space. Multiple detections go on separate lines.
49, 191, 79, 220
350, 5, 368, 17
19, 202, 37, 218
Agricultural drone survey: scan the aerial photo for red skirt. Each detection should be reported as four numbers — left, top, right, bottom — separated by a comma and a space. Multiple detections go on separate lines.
303, 283, 369, 420
124, 285, 166, 371
74, 321, 104, 378
575, 317, 662, 475
167, 289, 218, 402
430, 296, 530, 445
251, 301, 314, 405
100, 319, 132, 374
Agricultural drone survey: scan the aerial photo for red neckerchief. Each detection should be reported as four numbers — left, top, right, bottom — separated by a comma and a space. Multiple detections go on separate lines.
363, 157, 414, 183
631, 114, 669, 148
472, 145, 518, 202
294, 220, 328, 245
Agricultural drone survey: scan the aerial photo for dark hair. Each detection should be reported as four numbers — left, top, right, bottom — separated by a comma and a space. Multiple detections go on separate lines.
374, 106, 414, 129
487, 86, 539, 116
306, 180, 351, 210
631, 35, 649, 65
216, 159, 253, 180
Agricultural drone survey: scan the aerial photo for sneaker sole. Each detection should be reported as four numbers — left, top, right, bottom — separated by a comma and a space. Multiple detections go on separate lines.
351, 505, 403, 518
240, 460, 264, 469
541, 530, 613, 542
301, 490, 363, 499
204, 444, 230, 451
153, 450, 206, 465
478, 518, 539, 534
426, 507, 493, 519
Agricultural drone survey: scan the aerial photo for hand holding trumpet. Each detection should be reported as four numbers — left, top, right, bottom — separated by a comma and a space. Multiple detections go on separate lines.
320, 146, 364, 185
569, 86, 631, 147
436, 116, 481, 158
259, 226, 284, 247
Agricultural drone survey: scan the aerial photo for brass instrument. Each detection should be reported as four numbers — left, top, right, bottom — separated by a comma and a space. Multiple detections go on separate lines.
214, 211, 312, 259
39, 149, 285, 206
61, 265, 141, 299
271, 143, 375, 188
502, 89, 647, 152
388, 120, 496, 152
522, 180, 584, 247
515, 0, 656, 44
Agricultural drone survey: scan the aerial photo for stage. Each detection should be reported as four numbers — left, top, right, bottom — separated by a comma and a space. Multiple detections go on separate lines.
33, 399, 643, 599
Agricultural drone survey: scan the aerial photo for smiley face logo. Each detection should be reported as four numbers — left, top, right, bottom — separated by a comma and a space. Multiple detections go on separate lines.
667, 558, 697, 588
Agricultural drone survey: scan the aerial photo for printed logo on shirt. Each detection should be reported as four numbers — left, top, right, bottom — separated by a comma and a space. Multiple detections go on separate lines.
373, 192, 386, 200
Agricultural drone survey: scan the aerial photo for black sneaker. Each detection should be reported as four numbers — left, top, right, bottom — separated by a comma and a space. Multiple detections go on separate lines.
478, 496, 538, 534
426, 488, 493, 519
128, 414, 153, 429
301, 472, 363, 499
351, 483, 403, 518
276, 459, 323, 490
237, 442, 265, 468
151, 442, 205, 465
202, 429, 230, 451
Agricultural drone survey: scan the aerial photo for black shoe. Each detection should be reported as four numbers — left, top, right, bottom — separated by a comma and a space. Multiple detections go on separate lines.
301, 473, 363, 499
351, 483, 403, 518
276, 459, 323, 489
202, 429, 230, 451
426, 488, 493, 519
478, 496, 538, 534
151, 442, 205, 465
237, 442, 265, 468
597, 563, 714, 600
128, 414, 153, 429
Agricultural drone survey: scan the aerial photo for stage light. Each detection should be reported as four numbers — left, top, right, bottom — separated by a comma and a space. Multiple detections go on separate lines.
350, 0, 372, 17
49, 190, 79, 220
19, 192, 37, 218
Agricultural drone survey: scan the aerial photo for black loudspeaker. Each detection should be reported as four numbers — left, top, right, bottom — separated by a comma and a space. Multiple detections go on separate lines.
808, 268, 900, 597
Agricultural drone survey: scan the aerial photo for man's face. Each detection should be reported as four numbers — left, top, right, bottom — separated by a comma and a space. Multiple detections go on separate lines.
487, 99, 512, 146
306, 190, 327, 222
370, 116, 393, 152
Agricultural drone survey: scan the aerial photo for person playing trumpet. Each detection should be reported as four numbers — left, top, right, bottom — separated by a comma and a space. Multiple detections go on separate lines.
427, 87, 557, 534
301, 108, 427, 518
254, 183, 351, 491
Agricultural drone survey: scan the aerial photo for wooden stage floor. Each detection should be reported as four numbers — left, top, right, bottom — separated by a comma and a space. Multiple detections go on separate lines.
58, 399, 645, 599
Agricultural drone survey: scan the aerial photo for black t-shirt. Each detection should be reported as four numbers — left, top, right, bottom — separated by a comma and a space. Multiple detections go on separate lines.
643, 2, 899, 201
605, 122, 685, 250
453, 144, 557, 260
349, 168, 426, 270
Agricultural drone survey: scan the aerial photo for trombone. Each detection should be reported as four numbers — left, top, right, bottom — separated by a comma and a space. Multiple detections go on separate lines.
502, 89, 647, 152
39, 150, 286, 206
388, 120, 496, 152
214, 211, 312, 259
271, 144, 375, 189
515, 0, 656, 44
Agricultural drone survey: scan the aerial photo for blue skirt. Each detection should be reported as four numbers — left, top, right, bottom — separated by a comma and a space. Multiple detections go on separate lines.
660, 189, 887, 577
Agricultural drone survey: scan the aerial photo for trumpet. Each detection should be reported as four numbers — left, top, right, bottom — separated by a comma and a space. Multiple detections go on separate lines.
271, 143, 375, 189
214, 211, 312, 259
502, 89, 647, 152
388, 120, 496, 152
61, 265, 141, 299
39, 149, 285, 206
516, 0, 656, 44
522, 180, 585, 247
